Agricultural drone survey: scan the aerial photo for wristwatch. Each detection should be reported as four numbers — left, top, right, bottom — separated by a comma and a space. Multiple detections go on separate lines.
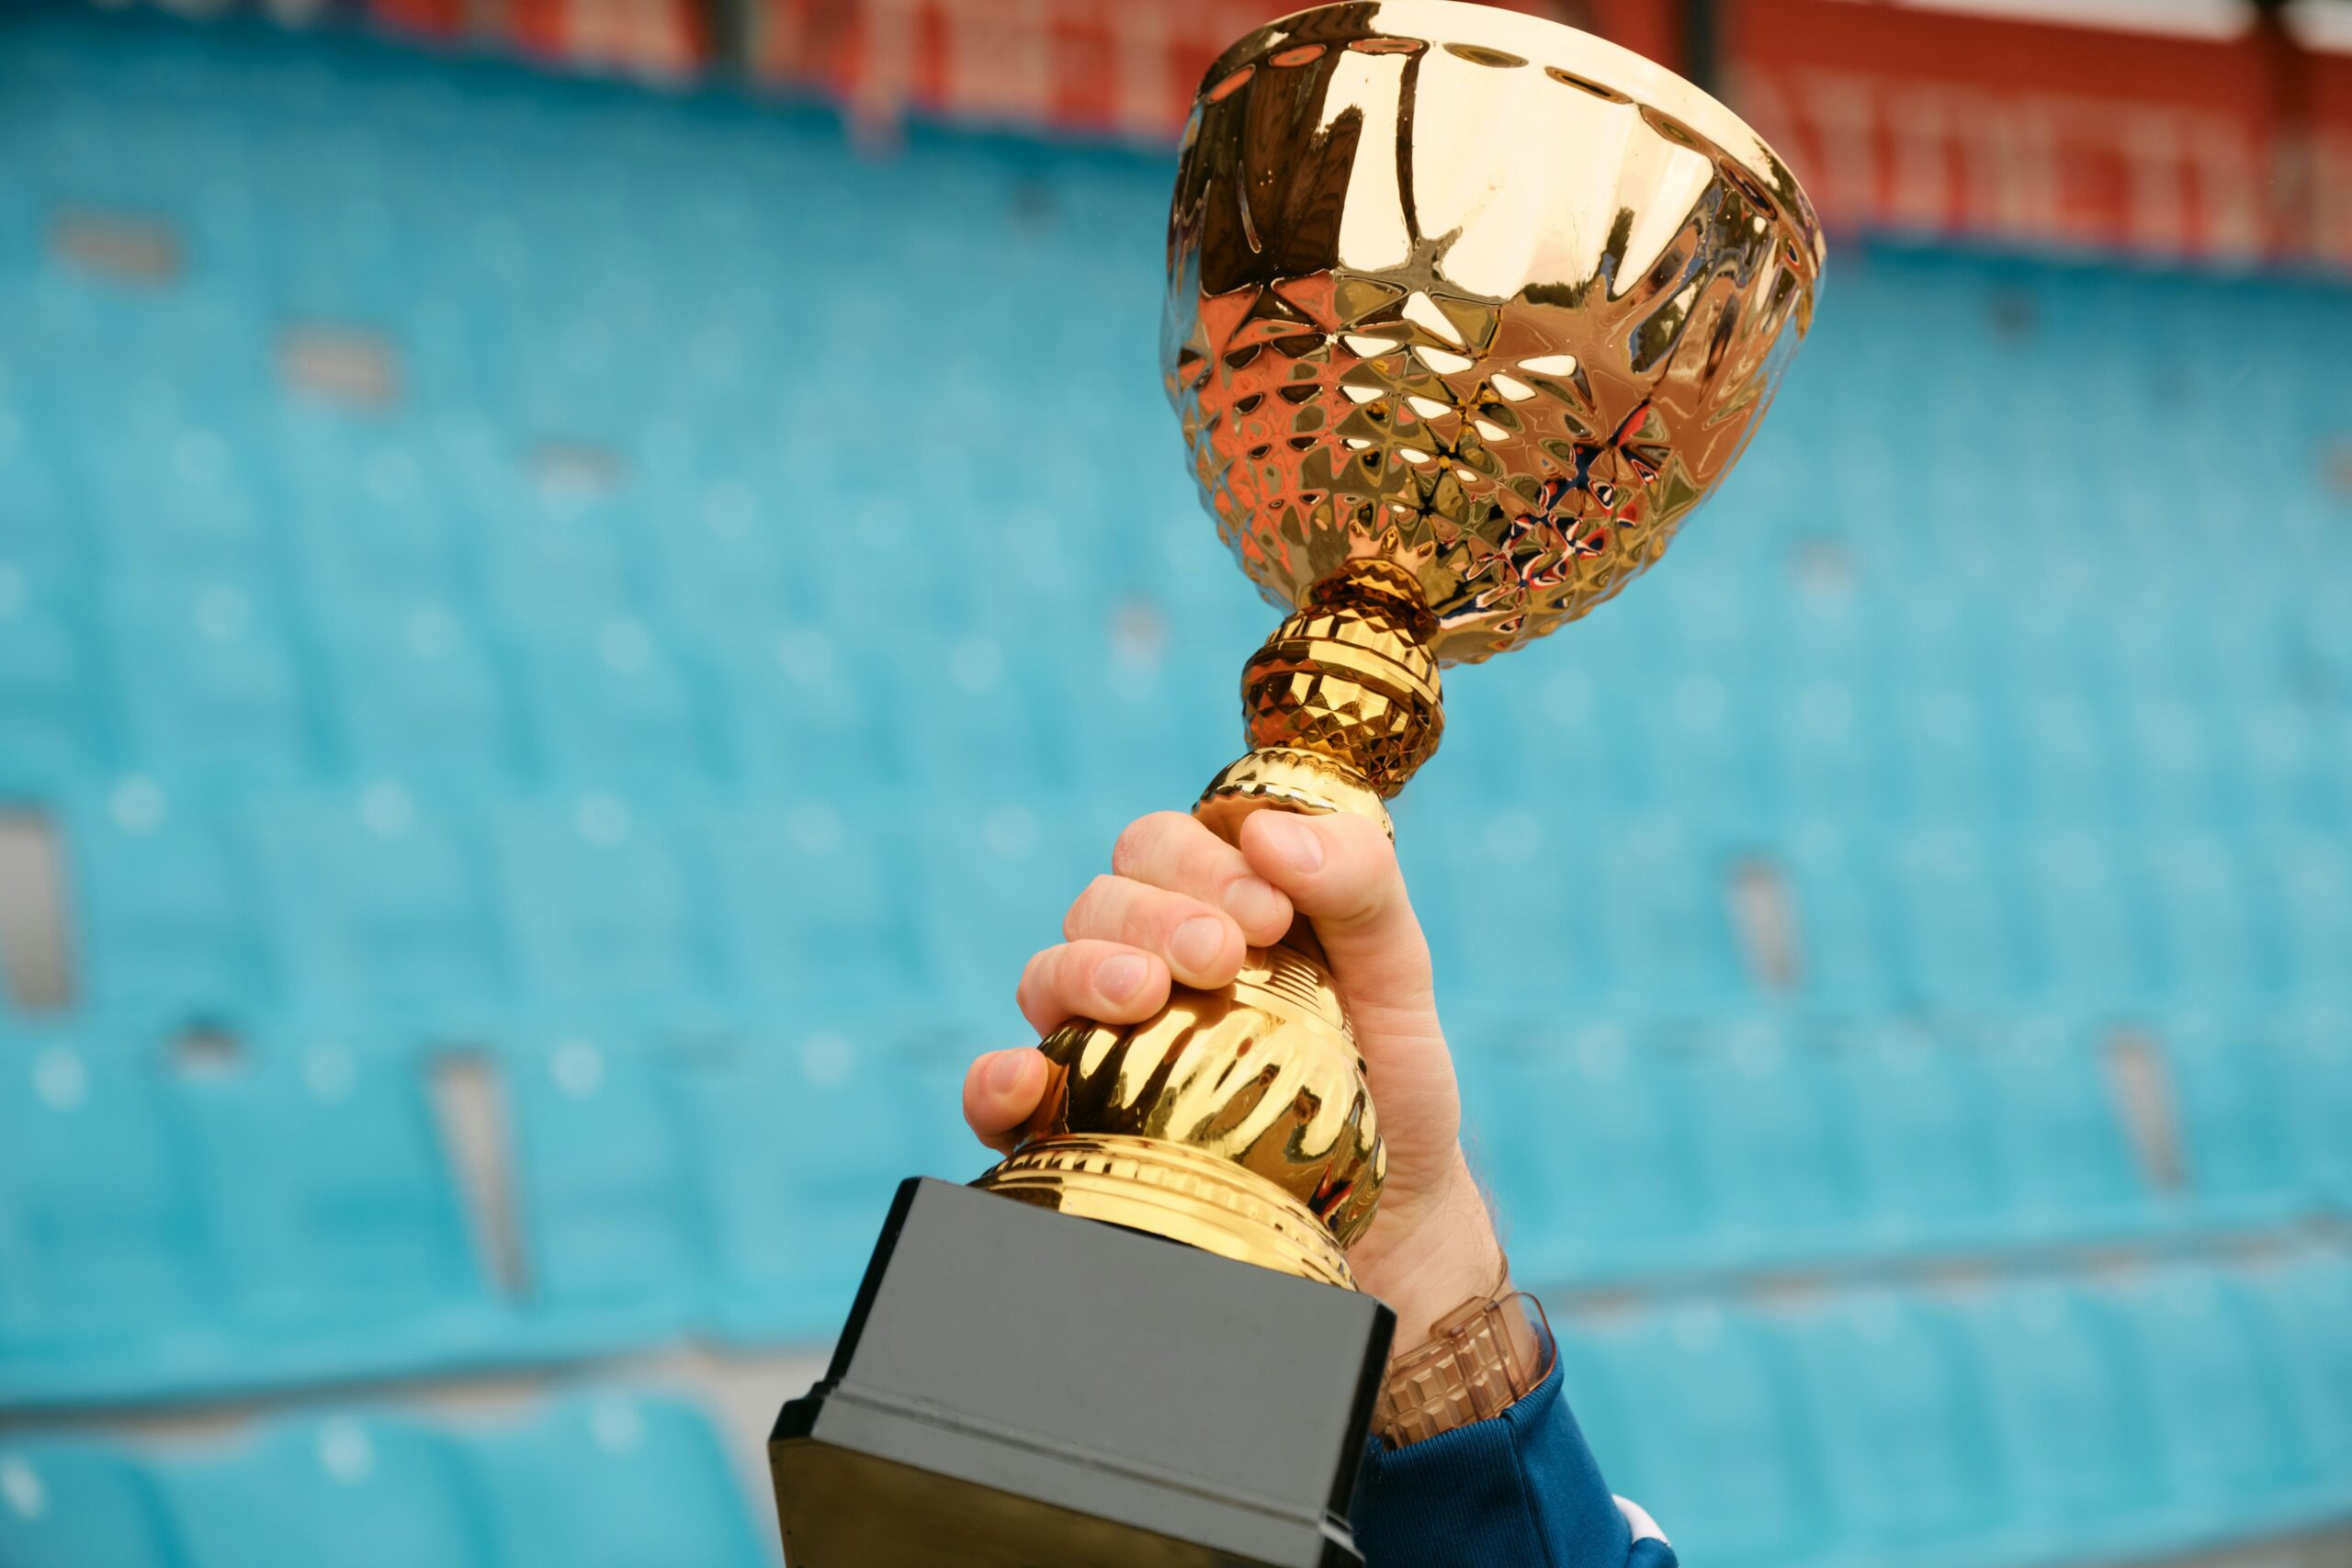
1374, 1289, 1554, 1447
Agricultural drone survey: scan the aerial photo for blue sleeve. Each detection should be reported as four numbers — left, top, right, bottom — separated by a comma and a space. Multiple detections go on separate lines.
1351, 1362, 1673, 1568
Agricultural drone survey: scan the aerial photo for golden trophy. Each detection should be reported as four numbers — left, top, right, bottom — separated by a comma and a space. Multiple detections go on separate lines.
772, 5, 1822, 1563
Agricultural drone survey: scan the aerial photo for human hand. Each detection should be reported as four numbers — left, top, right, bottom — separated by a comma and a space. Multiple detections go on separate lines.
960, 807, 1507, 1354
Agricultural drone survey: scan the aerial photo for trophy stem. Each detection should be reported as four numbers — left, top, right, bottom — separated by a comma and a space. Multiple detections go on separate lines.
1195, 562, 1445, 843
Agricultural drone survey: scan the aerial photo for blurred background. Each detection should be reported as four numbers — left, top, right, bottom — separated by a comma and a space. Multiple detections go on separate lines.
1, 0, 2348, 1564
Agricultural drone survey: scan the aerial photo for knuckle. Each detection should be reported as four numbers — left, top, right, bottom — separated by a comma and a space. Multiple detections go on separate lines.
1063, 874, 1123, 939
1117, 888, 1170, 945
1111, 812, 1181, 876
1015, 946, 1052, 999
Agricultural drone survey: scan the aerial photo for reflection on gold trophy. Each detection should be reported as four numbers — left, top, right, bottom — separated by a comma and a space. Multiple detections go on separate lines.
976, 0, 1824, 1288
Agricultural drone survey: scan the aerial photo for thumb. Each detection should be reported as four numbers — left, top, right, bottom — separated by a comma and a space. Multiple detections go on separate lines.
1235, 809, 1442, 1047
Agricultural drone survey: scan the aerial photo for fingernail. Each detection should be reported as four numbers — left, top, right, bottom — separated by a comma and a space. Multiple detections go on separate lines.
1170, 916, 1227, 974
1261, 813, 1325, 874
1222, 875, 1283, 931
986, 1052, 1032, 1094
1095, 953, 1148, 1001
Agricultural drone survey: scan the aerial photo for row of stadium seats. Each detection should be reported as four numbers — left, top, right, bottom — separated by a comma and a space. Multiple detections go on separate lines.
6, 1012, 2344, 1405
1460, 1013, 2352, 1284
12, 773, 2352, 1034
0, 1028, 956, 1405
1568, 1254, 2352, 1568
0, 1388, 772, 1568
6, 1254, 2347, 1568
7, 23, 2346, 496
6, 560, 2349, 832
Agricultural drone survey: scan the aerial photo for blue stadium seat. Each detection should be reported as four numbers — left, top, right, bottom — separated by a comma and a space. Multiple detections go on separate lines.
2266, 830, 2352, 1003
280, 424, 476, 607
693, 799, 926, 1022
1470, 1021, 1705, 1284
2245, 1251, 2352, 1505
79, 414, 279, 583
915, 795, 1103, 1031
1668, 1020, 1864, 1264
695, 623, 907, 796
1978, 1016, 2155, 1241
1781, 821, 1901, 1007
1762, 678, 1897, 826
0, 420, 78, 580
1778, 1291, 2007, 1564
0, 1045, 213, 1405
1592, 816, 1745, 1005
318, 600, 520, 782
0, 1440, 181, 1568
1953, 1278, 2167, 1560
477, 472, 644, 631
0, 559, 101, 785
2012, 688, 2136, 828
514, 615, 714, 790
2123, 694, 2244, 828
1556, 1300, 1828, 1568
2283, 1015, 2352, 1210
503, 1036, 705, 1347
1055, 630, 1236, 808
2111, 1265, 2327, 1540
1888, 682, 2022, 828
2016, 829, 2160, 1006
2237, 702, 2346, 830
1832, 1021, 2007, 1250
179, 1037, 507, 1383
247, 781, 508, 1022
670, 1032, 903, 1344
62, 776, 266, 1021
2156, 1016, 2302, 1224
493, 793, 716, 1018
167, 1415, 495, 1568
1641, 668, 1769, 829
2143, 831, 2283, 1005
646, 476, 806, 637
1883, 824, 2031, 1008
103, 580, 313, 781
470, 1392, 769, 1568
1408, 807, 1610, 1016
889, 631, 1075, 798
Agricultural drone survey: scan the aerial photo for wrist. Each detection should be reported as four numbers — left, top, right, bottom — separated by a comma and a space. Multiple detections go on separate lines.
1350, 1154, 1510, 1355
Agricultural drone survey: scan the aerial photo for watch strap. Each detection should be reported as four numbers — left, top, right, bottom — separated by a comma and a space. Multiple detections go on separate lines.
1374, 1290, 1553, 1447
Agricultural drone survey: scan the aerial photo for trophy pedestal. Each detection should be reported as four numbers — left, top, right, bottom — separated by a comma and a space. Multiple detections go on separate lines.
769, 1179, 1395, 1568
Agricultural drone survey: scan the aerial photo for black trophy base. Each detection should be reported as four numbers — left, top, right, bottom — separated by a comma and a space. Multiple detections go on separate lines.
770, 1178, 1395, 1568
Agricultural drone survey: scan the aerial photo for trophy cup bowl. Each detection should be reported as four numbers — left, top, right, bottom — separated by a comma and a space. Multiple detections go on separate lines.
771, 6, 1822, 1564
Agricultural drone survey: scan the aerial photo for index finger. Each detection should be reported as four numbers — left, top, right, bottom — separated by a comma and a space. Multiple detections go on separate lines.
1111, 810, 1294, 945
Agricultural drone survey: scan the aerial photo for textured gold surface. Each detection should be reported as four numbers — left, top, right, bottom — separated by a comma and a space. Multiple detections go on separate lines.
981, 1135, 1357, 1289
1167, 0, 1823, 665
1198, 564, 1444, 839
979, 0, 1819, 1288
978, 940, 1382, 1284
1195, 745, 1395, 841
1240, 565, 1442, 796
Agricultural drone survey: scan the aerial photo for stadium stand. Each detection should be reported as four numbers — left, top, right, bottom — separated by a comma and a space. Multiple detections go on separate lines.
0, 4, 2348, 1565
0, 1392, 770, 1568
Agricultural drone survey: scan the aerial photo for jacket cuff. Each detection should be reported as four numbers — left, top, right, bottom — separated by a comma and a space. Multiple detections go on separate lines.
1352, 1360, 1645, 1568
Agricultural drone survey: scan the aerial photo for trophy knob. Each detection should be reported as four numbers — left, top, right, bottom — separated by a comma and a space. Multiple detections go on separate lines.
1197, 562, 1443, 844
